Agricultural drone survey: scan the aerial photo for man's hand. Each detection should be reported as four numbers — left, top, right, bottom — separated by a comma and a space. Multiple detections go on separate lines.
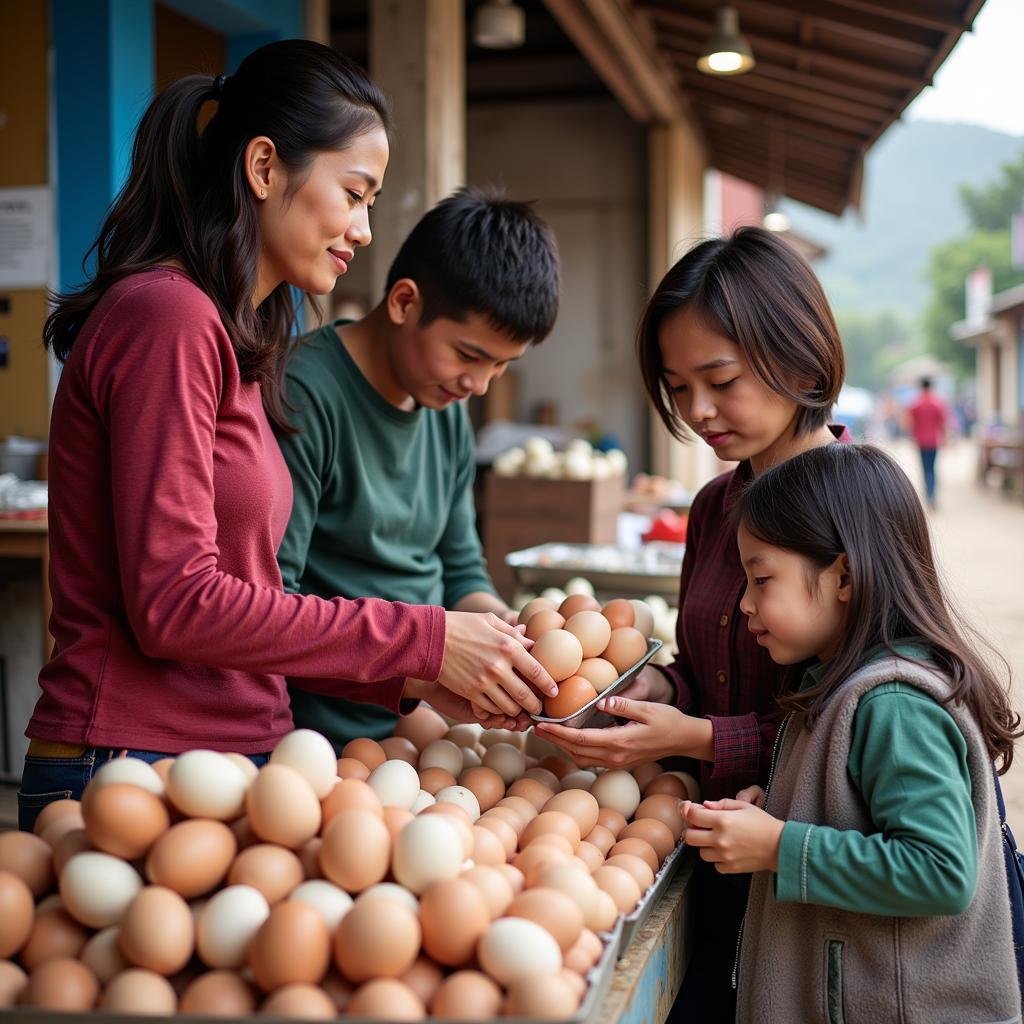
682, 798, 784, 874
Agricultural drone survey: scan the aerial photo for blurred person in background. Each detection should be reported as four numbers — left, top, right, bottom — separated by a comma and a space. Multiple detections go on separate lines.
906, 377, 949, 510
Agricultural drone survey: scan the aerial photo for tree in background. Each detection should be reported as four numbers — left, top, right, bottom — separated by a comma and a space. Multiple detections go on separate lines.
923, 150, 1024, 375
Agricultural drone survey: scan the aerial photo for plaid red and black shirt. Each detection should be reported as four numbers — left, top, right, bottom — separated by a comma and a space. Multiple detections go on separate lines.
658, 426, 851, 800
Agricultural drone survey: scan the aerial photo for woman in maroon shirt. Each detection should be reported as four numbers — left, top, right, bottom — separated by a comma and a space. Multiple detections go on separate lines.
538, 227, 847, 1021
21, 41, 553, 830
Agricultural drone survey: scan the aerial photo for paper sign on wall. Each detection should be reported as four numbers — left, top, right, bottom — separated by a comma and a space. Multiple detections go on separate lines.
0, 186, 51, 288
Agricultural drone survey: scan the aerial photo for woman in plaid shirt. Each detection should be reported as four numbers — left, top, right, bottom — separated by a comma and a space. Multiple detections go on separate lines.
538, 226, 849, 1021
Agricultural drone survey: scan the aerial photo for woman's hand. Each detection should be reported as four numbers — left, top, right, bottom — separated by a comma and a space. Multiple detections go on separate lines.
735, 785, 765, 808
535, 696, 712, 768
682, 798, 784, 874
439, 611, 556, 718
404, 678, 520, 731
616, 665, 675, 704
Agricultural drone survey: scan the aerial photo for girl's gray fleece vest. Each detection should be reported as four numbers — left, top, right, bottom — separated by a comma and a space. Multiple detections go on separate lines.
736, 656, 1021, 1024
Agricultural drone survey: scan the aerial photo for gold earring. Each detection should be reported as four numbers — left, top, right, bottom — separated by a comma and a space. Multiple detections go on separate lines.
259, 190, 267, 199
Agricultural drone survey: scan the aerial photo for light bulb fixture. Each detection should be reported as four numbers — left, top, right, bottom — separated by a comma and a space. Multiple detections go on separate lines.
473, 0, 526, 49
698, 6, 755, 76
763, 209, 791, 232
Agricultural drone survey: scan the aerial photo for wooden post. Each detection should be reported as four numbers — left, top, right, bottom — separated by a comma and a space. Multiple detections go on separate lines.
368, 0, 465, 299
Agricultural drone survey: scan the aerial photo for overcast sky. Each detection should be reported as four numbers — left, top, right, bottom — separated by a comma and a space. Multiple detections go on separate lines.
906, 0, 1024, 136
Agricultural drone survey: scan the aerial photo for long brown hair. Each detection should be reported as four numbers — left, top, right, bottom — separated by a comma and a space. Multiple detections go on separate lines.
636, 227, 845, 442
44, 40, 391, 430
735, 443, 1021, 772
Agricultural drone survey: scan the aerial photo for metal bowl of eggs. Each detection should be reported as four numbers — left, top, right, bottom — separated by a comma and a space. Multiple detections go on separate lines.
529, 639, 663, 729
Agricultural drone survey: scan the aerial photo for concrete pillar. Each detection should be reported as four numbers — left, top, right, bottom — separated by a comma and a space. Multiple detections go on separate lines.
368, 0, 465, 299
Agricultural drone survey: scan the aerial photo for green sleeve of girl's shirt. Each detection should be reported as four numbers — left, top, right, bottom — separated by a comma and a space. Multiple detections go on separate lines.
775, 682, 978, 917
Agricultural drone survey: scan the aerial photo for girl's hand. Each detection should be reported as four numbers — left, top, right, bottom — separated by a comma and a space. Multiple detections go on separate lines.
616, 666, 675, 704
535, 697, 709, 768
735, 785, 765, 808
682, 798, 784, 874
404, 679, 520, 731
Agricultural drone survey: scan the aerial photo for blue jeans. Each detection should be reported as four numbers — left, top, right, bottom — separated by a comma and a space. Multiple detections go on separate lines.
919, 447, 938, 502
18, 748, 269, 832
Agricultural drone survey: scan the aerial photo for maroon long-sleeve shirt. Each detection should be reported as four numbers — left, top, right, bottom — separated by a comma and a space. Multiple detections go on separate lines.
28, 269, 444, 754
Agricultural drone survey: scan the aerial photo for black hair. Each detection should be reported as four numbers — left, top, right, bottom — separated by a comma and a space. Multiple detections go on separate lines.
920, 377, 933, 390
385, 187, 560, 344
636, 227, 845, 442
44, 39, 391, 430
735, 443, 1020, 771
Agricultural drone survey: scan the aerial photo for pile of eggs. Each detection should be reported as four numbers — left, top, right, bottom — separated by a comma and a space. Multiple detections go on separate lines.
0, 715, 696, 1021
492, 438, 626, 482
519, 594, 655, 719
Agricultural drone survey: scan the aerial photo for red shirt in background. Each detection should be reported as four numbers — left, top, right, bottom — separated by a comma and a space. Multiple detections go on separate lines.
29, 269, 444, 754
907, 392, 948, 450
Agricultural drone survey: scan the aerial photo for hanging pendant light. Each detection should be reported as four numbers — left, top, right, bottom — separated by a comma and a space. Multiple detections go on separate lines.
473, 0, 526, 49
698, 6, 755, 76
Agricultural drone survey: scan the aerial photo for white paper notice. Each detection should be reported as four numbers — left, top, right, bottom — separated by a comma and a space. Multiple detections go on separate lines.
0, 186, 51, 288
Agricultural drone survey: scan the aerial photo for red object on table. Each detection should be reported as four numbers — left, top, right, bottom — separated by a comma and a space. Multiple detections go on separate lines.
642, 510, 688, 544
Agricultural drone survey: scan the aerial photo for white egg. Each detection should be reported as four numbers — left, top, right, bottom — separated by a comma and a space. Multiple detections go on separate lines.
541, 588, 568, 605
478, 918, 562, 984
434, 785, 481, 822
392, 816, 464, 894
564, 577, 595, 597
460, 747, 482, 769
590, 770, 641, 818
167, 750, 248, 820
355, 882, 420, 916
60, 852, 143, 928
410, 790, 436, 814
445, 724, 483, 750
89, 758, 164, 797
290, 880, 353, 932
195, 885, 270, 968
524, 437, 554, 459
483, 744, 527, 786
644, 595, 670, 616
605, 448, 628, 474
629, 600, 655, 639
560, 770, 597, 792
270, 729, 338, 799
367, 759, 420, 810
418, 739, 463, 777
80, 927, 130, 984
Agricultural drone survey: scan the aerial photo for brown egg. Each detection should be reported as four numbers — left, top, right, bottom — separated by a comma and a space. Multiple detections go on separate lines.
399, 957, 443, 1006
520, 810, 581, 851
531, 629, 584, 683
19, 907, 88, 970
505, 973, 581, 1018
249, 901, 330, 992
621, 818, 676, 863
525, 609, 566, 640
635, 794, 685, 841
471, 826, 506, 866
606, 853, 655, 893
260, 982, 336, 1018
574, 841, 606, 873
146, 820, 237, 898
513, 845, 570, 888
228, 844, 304, 904
39, 813, 87, 853
523, 766, 561, 791
595, 806, 628, 838
340, 738, 386, 771
576, 657, 620, 693
297, 837, 324, 880
517, 596, 557, 626
245, 765, 322, 850
544, 789, 600, 837
543, 675, 598, 719
418, 766, 457, 796
393, 706, 449, 751
334, 898, 420, 982
83, 783, 169, 860
224, 753, 259, 783
319, 971, 354, 1012
380, 736, 419, 766
229, 816, 261, 852
583, 824, 616, 857
0, 831, 53, 898
559, 594, 600, 618
482, 806, 527, 836
33, 799, 83, 838
0, 960, 27, 1007
536, 864, 601, 927
631, 762, 664, 792
419, 878, 490, 966
383, 806, 414, 842
474, 816, 517, 858
336, 757, 369, 781
319, 808, 390, 893
51, 828, 92, 874
590, 888, 620, 932
609, 837, 659, 874
150, 758, 175, 787
495, 795, 539, 826
560, 967, 587, 1003
460, 865, 514, 919
644, 772, 689, 799
321, 778, 383, 826
593, 864, 642, 913
118, 886, 194, 975
494, 862, 525, 895
430, 970, 502, 1019
507, 777, 554, 812
458, 766, 505, 811
525, 833, 575, 860
506, 887, 584, 952
0, 871, 33, 958
564, 610, 613, 659
601, 598, 636, 630
21, 957, 99, 1010
346, 978, 425, 1020
538, 755, 574, 779
100, 968, 177, 1013
179, 970, 257, 1015
602, 626, 647, 674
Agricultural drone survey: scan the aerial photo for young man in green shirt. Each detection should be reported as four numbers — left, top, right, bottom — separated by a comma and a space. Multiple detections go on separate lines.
276, 188, 560, 750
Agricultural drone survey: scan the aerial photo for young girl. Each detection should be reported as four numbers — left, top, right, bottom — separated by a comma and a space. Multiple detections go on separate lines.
536, 226, 847, 1018
20, 40, 553, 830
684, 443, 1021, 1023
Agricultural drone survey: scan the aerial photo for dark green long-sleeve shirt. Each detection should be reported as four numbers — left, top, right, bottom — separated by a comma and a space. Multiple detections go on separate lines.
275, 323, 496, 749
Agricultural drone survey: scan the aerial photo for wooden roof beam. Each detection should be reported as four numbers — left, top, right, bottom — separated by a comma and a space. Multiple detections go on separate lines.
816, 0, 969, 34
